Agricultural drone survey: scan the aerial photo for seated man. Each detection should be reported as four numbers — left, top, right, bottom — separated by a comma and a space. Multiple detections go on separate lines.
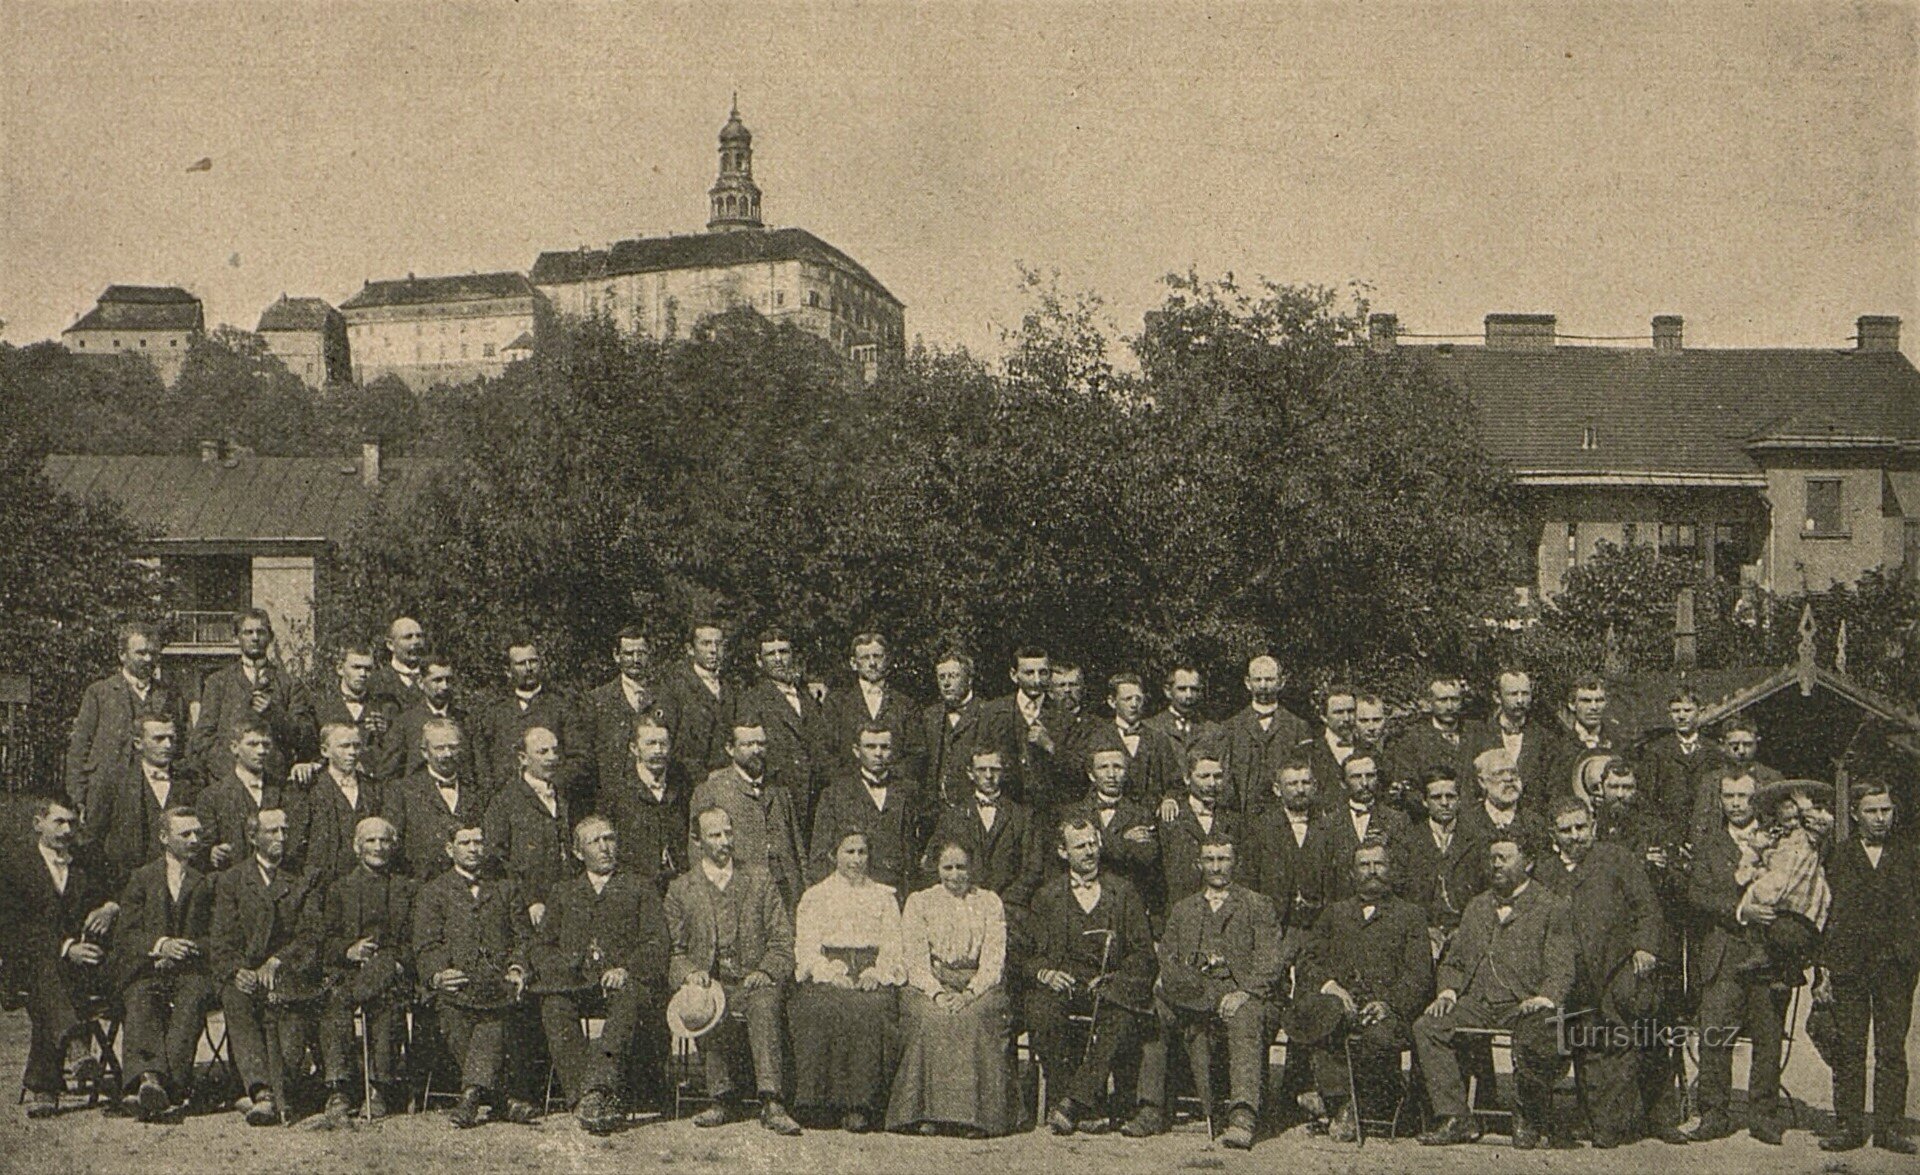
208, 807, 324, 1126
2, 797, 118, 1120
1290, 838, 1432, 1141
534, 816, 669, 1134
1135, 835, 1283, 1150
1415, 832, 1575, 1148
412, 823, 538, 1128
1025, 817, 1157, 1135
312, 816, 417, 1119
665, 806, 802, 1135
110, 806, 215, 1121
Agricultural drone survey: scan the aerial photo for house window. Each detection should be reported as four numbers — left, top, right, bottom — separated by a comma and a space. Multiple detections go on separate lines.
1566, 522, 1579, 569
1580, 425, 1598, 450
1658, 523, 1699, 560
808, 291, 821, 307
483, 343, 496, 358
1805, 478, 1846, 537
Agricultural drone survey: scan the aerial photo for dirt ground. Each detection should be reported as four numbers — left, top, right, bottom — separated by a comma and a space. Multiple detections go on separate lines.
2, 1000, 1915, 1175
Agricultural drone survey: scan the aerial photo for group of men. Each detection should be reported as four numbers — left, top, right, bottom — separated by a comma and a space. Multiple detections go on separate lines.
2, 613, 1913, 1154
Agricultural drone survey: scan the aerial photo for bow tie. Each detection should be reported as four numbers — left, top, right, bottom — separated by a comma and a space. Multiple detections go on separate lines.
975, 797, 997, 809
1095, 799, 1120, 811
149, 770, 170, 782
48, 851, 73, 867
1069, 875, 1099, 891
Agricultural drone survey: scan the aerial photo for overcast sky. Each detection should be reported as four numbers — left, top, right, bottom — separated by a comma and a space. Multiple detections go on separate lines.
2, 1, 1914, 358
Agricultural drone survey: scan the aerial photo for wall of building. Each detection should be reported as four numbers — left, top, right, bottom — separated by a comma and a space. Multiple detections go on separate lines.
1761, 454, 1919, 593
261, 330, 328, 390
252, 554, 317, 676
63, 328, 193, 382
1522, 484, 1770, 597
345, 296, 534, 389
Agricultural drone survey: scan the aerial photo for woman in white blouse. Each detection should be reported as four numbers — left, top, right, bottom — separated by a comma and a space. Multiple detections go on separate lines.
791, 829, 904, 1132
886, 839, 1018, 1137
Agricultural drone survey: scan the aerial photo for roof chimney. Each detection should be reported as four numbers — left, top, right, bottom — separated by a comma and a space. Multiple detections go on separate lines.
361, 439, 381, 488
1651, 315, 1683, 351
1485, 313, 1556, 350
1857, 315, 1900, 352
198, 439, 220, 463
1368, 313, 1399, 351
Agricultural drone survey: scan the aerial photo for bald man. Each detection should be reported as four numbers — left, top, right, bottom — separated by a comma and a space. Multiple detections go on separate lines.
313, 817, 417, 1119
1216, 656, 1311, 817
369, 616, 430, 714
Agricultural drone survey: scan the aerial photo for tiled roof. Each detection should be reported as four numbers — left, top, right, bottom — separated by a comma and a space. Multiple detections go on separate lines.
43, 453, 440, 545
1409, 345, 1920, 478
339, 272, 534, 311
531, 226, 900, 305
64, 286, 204, 333
256, 296, 339, 332
502, 331, 535, 353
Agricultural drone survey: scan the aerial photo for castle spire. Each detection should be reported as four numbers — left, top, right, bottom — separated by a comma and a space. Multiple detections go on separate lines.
708, 98, 763, 233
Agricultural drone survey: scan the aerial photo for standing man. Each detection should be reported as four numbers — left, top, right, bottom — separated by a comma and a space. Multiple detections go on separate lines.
65, 622, 188, 810
196, 718, 289, 873
1242, 756, 1328, 938
822, 631, 926, 794
1059, 737, 1164, 921
1689, 718, 1784, 841
691, 720, 806, 908
79, 715, 202, 894
583, 625, 664, 808
475, 638, 584, 808
1313, 752, 1410, 906
656, 619, 736, 781
1101, 672, 1185, 805
111, 807, 214, 1121
809, 724, 919, 891
1389, 676, 1479, 818
369, 616, 430, 714
191, 608, 308, 781
484, 726, 573, 928
1396, 766, 1489, 958
921, 747, 1045, 915
1816, 781, 1919, 1154
1457, 748, 1548, 850
1144, 664, 1214, 764
923, 649, 988, 811
737, 628, 831, 825
1157, 749, 1241, 913
1305, 684, 1360, 804
386, 717, 482, 881
1552, 675, 1629, 798
291, 722, 383, 884
1468, 669, 1567, 809
312, 817, 417, 1119
599, 719, 691, 892
980, 645, 1071, 812
1635, 689, 1726, 837
305, 646, 400, 792
380, 655, 468, 785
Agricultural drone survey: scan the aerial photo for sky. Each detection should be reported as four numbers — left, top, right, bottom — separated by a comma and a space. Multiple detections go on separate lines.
2, 1, 1915, 359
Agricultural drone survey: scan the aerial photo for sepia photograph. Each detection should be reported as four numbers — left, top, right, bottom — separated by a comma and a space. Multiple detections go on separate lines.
0, 2, 1916, 1172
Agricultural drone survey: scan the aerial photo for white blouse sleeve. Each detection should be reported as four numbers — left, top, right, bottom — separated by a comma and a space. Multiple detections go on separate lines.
900, 889, 942, 997
972, 889, 1006, 994
868, 884, 907, 986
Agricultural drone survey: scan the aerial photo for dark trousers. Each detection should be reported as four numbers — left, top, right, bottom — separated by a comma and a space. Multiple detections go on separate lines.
122, 974, 214, 1097
1576, 1043, 1643, 1143
701, 981, 786, 1101
1829, 964, 1917, 1133
1696, 973, 1788, 1121
1024, 987, 1147, 1114
219, 984, 315, 1099
21, 955, 94, 1094
434, 998, 515, 1094
1298, 1006, 1410, 1114
540, 985, 648, 1104
1413, 996, 1564, 1124
319, 993, 404, 1085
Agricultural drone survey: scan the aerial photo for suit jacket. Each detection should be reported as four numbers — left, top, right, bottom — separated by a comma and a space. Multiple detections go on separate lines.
737, 677, 832, 804
1157, 884, 1285, 1010
310, 864, 418, 996
978, 691, 1074, 811
1466, 717, 1569, 811
110, 855, 214, 991
1635, 731, 1727, 838
1455, 802, 1548, 857
190, 658, 310, 780
209, 859, 324, 979
1687, 820, 1759, 988
1822, 837, 1920, 975
690, 767, 805, 902
809, 770, 919, 891
1028, 870, 1157, 1013
1437, 880, 1575, 1009
1242, 803, 1328, 932
194, 769, 292, 873
923, 794, 1045, 910
582, 678, 666, 806
385, 767, 484, 880
822, 679, 927, 791
1143, 709, 1219, 765
1544, 715, 1634, 807
79, 758, 204, 892
291, 770, 384, 883
1389, 721, 1481, 799
532, 868, 668, 994
655, 662, 735, 781
1158, 803, 1243, 912
1689, 761, 1784, 844
412, 869, 532, 988
473, 687, 587, 806
1217, 705, 1312, 815
664, 864, 795, 985
1297, 894, 1433, 1021
0, 845, 109, 998
1395, 818, 1489, 931
367, 662, 428, 717
308, 691, 403, 786
1077, 719, 1186, 806
1313, 803, 1412, 905
483, 776, 572, 909
598, 760, 692, 887
1536, 843, 1663, 1014
64, 672, 189, 806
377, 700, 473, 785
923, 695, 989, 810
1060, 796, 1164, 915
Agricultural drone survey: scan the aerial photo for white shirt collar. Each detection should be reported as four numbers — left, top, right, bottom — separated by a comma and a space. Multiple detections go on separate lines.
700, 857, 734, 889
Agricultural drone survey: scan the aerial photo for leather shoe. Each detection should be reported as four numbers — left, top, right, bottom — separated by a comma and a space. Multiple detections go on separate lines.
136, 1074, 171, 1122
1512, 1120, 1543, 1150
1420, 1115, 1479, 1146
1874, 1132, 1919, 1155
245, 1093, 279, 1126
691, 1103, 732, 1128
1686, 1111, 1734, 1142
448, 1087, 483, 1129
1750, 1116, 1783, 1146
1652, 1126, 1690, 1145
1329, 1099, 1358, 1143
324, 1088, 354, 1118
499, 1097, 540, 1125
760, 1100, 802, 1136
841, 1109, 869, 1133
26, 1091, 59, 1120
1047, 1104, 1076, 1135
365, 1086, 390, 1121
1219, 1107, 1256, 1150
1120, 1105, 1164, 1137
1821, 1128, 1867, 1152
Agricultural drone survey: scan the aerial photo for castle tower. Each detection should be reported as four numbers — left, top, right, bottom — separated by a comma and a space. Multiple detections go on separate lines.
707, 95, 764, 233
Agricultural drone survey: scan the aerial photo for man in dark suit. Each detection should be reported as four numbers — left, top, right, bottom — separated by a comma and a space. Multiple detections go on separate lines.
1457, 747, 1550, 852
581, 626, 663, 811
533, 816, 670, 1133
383, 716, 481, 881
190, 608, 310, 781
1158, 748, 1242, 913
1549, 675, 1631, 802
1096, 672, 1186, 807
1027, 816, 1158, 1135
412, 823, 538, 1128
923, 650, 988, 813
1688, 718, 1785, 842
311, 816, 417, 1119
1634, 689, 1726, 838
64, 622, 188, 809
484, 725, 573, 929
1395, 766, 1489, 958
1467, 669, 1568, 812
1314, 752, 1412, 906
1817, 782, 1919, 1154
301, 647, 401, 796
809, 724, 920, 891
1216, 655, 1311, 818
367, 615, 429, 715
1415, 832, 1576, 1148
378, 656, 470, 784
79, 715, 202, 894
979, 646, 1073, 812
1290, 838, 1432, 1142
691, 720, 806, 907
1243, 755, 1329, 939
922, 747, 1045, 913
598, 718, 691, 893
290, 722, 383, 883
1134, 836, 1284, 1149
3, 798, 118, 1119
208, 806, 323, 1126
1059, 738, 1164, 921
666, 806, 801, 1135
1144, 664, 1216, 764
1305, 685, 1360, 811
196, 718, 290, 873
1686, 771, 1793, 1145
111, 806, 214, 1120
737, 628, 831, 826
1537, 796, 1675, 1147
655, 619, 735, 783
474, 637, 586, 807
821, 631, 926, 797
1389, 676, 1480, 820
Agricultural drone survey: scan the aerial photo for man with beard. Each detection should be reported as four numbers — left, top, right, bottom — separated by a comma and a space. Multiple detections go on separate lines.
1537, 797, 1676, 1147
65, 622, 189, 809
381, 657, 470, 785
1313, 753, 1410, 906
1305, 685, 1360, 804
197, 719, 291, 873
476, 638, 585, 807
1050, 661, 1103, 777
1389, 677, 1479, 820
692, 720, 805, 908
79, 715, 202, 894
387, 717, 483, 881
1816, 781, 1920, 1154
191, 609, 306, 781
599, 718, 692, 892
736, 628, 831, 827
1100, 673, 1184, 807
1636, 689, 1726, 837
1468, 669, 1567, 810
981, 646, 1072, 812
1157, 749, 1241, 913
1243, 756, 1328, 939
1144, 665, 1215, 763
584, 626, 664, 808
1215, 655, 1311, 818
369, 616, 430, 714
1415, 834, 1575, 1148
810, 724, 919, 892
1396, 766, 1489, 959
111, 807, 214, 1121
1458, 748, 1549, 850
313, 817, 417, 1120
1289, 839, 1431, 1142
923, 650, 988, 811
822, 631, 925, 792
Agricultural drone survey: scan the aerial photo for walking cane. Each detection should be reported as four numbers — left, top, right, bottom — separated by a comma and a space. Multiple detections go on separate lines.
262, 996, 288, 1126
1079, 928, 1116, 1070
1344, 1032, 1364, 1148
358, 1004, 374, 1122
